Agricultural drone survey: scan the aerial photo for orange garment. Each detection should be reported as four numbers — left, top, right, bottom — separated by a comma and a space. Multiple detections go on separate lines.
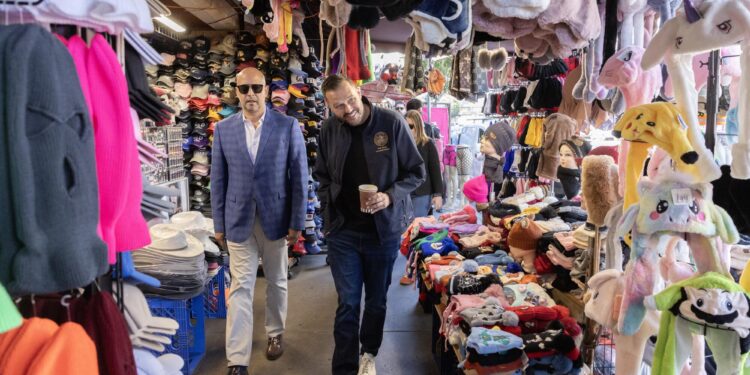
26, 322, 98, 375
0, 318, 58, 375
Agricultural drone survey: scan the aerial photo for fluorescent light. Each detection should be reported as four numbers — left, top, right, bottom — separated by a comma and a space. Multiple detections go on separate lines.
154, 15, 186, 33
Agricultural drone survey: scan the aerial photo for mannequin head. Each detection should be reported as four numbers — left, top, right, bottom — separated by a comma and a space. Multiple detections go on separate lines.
559, 143, 579, 169
480, 136, 498, 157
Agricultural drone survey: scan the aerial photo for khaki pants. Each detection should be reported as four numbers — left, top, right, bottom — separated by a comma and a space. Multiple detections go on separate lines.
225, 219, 288, 367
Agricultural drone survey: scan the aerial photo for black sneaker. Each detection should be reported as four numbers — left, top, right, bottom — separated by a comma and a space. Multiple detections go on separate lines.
227, 366, 248, 375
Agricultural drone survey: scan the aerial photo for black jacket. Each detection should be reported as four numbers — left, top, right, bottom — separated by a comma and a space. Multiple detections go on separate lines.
314, 100, 425, 240
414, 140, 443, 197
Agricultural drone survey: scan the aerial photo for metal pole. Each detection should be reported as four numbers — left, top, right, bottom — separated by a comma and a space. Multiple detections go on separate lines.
705, 50, 720, 152
427, 58, 432, 124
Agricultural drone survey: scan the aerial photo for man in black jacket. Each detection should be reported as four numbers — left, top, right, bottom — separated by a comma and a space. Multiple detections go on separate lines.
315, 75, 425, 375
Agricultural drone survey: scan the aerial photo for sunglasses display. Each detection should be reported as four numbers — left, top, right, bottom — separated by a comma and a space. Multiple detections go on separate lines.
237, 84, 264, 94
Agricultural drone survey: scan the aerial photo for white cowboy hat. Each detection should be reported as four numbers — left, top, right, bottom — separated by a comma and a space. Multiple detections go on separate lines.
170, 212, 220, 255
143, 224, 204, 259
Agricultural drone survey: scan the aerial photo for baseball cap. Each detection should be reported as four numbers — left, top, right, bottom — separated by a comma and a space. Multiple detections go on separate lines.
182, 136, 194, 152
269, 68, 288, 82
236, 47, 255, 63
191, 84, 209, 99
255, 48, 271, 62
193, 36, 210, 53
219, 61, 236, 75
155, 75, 174, 88
191, 163, 210, 177
192, 135, 209, 149
174, 58, 190, 69
178, 121, 193, 136
270, 80, 289, 92
218, 105, 238, 117
174, 82, 192, 98
191, 109, 208, 120
237, 31, 254, 46
271, 88, 290, 105
207, 108, 222, 122
190, 150, 210, 165
206, 94, 221, 106
288, 83, 307, 99
192, 121, 209, 137
178, 40, 192, 54
288, 57, 307, 76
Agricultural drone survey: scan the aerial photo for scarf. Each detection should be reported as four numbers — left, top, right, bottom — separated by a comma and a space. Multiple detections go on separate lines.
483, 156, 504, 184
557, 167, 581, 199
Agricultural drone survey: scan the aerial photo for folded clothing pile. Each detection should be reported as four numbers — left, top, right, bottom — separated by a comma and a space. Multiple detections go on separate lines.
464, 327, 526, 375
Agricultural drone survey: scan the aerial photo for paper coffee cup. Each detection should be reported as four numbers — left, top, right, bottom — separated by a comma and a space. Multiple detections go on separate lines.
358, 184, 378, 213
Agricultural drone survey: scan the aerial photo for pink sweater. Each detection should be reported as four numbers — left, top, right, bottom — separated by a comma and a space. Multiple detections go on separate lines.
63, 34, 151, 263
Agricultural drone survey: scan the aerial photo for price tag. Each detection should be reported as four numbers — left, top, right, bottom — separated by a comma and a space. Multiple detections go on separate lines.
677, 115, 689, 131
671, 188, 692, 206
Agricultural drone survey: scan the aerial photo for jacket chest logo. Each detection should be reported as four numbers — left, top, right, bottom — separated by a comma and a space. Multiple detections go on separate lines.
374, 132, 390, 152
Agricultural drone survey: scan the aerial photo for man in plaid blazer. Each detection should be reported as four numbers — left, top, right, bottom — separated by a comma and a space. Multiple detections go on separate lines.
211, 68, 307, 375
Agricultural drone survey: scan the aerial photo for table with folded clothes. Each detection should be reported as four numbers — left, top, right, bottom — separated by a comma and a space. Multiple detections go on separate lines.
401, 193, 600, 374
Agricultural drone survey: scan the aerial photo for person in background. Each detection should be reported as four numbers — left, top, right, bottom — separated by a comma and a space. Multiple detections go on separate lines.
400, 110, 443, 285
211, 68, 308, 375
315, 74, 425, 375
395, 101, 406, 116
406, 98, 441, 140
404, 110, 443, 218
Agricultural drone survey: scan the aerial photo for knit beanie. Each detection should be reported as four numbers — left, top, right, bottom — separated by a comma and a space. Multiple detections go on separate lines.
486, 120, 516, 156
463, 174, 489, 204
507, 218, 543, 250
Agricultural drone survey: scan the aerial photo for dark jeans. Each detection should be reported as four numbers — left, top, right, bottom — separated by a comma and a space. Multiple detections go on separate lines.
327, 229, 399, 375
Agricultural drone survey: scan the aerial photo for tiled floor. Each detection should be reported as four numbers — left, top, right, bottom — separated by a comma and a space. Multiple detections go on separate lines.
194, 253, 437, 375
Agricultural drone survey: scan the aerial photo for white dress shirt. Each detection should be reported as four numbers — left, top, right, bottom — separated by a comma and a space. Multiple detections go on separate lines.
243, 110, 265, 162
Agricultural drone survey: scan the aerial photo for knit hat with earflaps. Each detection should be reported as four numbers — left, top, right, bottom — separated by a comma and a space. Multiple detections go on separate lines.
507, 218, 543, 250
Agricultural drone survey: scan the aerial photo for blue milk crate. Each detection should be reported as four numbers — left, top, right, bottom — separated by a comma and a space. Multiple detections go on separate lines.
204, 267, 229, 319
147, 295, 206, 375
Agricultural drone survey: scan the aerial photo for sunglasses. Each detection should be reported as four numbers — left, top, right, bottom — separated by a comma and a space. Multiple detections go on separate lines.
237, 84, 264, 95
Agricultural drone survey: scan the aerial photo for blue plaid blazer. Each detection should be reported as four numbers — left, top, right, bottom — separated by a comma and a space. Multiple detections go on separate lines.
211, 110, 308, 243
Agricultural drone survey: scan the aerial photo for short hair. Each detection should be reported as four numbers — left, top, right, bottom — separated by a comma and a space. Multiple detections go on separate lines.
321, 74, 356, 96
406, 98, 423, 111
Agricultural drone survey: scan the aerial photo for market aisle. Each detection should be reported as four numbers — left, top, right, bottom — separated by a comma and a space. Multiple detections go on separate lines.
195, 253, 437, 375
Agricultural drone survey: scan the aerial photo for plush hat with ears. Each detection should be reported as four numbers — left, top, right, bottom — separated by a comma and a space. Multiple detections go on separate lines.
640, 0, 743, 181
477, 48, 492, 70
490, 48, 509, 70
582, 155, 618, 227
613, 102, 698, 170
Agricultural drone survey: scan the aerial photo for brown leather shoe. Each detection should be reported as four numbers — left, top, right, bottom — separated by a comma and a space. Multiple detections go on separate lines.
266, 335, 284, 360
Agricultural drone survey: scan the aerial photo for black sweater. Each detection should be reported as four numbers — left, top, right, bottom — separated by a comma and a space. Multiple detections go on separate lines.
413, 140, 444, 197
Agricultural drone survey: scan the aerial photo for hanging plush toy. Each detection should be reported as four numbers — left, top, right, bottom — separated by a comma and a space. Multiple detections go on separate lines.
640, 0, 740, 182
612, 102, 698, 210
616, 172, 739, 335
645, 272, 750, 375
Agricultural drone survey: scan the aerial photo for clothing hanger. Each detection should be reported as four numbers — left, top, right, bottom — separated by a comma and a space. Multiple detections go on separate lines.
60, 294, 72, 322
